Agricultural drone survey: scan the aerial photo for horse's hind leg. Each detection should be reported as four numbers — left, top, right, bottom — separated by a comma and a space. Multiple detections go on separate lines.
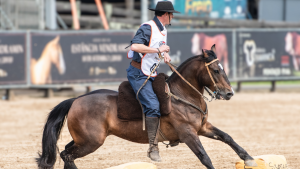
65, 140, 74, 149
60, 138, 105, 169
199, 122, 257, 167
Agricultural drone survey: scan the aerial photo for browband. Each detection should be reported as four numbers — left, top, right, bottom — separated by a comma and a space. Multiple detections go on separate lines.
205, 58, 219, 66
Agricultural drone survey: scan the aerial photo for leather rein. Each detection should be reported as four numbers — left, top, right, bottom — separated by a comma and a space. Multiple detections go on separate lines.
137, 51, 219, 130
165, 57, 220, 123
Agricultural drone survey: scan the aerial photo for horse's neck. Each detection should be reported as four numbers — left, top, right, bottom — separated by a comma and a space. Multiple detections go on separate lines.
168, 69, 204, 105
37, 51, 51, 66
35, 52, 52, 77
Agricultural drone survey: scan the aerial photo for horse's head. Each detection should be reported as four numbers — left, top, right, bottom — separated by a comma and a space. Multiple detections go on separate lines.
199, 44, 233, 100
49, 36, 66, 74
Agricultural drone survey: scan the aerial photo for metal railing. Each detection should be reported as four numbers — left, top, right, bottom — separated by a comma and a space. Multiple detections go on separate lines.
0, 0, 44, 30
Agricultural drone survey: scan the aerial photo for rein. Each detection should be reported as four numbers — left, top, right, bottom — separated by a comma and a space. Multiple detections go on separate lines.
164, 55, 220, 122
136, 51, 219, 131
159, 56, 219, 147
165, 57, 220, 104
136, 51, 163, 131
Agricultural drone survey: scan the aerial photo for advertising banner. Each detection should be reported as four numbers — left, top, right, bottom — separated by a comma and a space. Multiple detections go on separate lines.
236, 30, 300, 79
30, 32, 134, 85
152, 0, 246, 19
158, 30, 233, 78
0, 32, 27, 86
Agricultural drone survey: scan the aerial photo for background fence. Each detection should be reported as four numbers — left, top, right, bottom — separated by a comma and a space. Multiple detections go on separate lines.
1, 28, 300, 89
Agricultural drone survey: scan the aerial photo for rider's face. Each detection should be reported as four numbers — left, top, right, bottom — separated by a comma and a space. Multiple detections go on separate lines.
168, 13, 174, 24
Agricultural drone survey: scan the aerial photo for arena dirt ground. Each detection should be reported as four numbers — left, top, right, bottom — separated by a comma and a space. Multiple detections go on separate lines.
0, 93, 299, 169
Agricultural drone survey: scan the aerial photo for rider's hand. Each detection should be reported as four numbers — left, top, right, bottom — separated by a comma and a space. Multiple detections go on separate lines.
158, 45, 170, 53
164, 52, 171, 63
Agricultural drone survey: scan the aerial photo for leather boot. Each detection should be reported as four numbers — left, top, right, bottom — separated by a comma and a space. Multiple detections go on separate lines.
145, 117, 161, 162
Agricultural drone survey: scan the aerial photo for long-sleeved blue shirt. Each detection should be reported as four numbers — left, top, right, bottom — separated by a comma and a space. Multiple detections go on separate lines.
131, 16, 164, 63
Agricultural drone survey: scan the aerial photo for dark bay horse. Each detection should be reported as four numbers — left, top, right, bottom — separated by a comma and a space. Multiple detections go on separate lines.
37, 45, 257, 169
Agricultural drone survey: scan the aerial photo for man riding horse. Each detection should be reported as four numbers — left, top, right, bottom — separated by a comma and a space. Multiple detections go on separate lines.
126, 1, 179, 162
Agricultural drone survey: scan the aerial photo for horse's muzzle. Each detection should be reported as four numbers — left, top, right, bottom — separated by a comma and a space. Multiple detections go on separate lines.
226, 92, 233, 100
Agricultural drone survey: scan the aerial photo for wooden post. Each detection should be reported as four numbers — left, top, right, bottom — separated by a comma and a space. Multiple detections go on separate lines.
70, 0, 80, 29
126, 0, 134, 19
45, 88, 54, 98
94, 0, 109, 30
270, 81, 276, 92
5, 89, 15, 101
236, 81, 241, 92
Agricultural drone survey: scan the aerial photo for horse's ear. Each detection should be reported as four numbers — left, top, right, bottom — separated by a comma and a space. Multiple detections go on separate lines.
52, 36, 60, 44
211, 44, 216, 53
202, 49, 209, 58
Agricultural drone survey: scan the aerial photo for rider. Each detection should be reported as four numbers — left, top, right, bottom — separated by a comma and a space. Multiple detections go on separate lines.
126, 1, 180, 162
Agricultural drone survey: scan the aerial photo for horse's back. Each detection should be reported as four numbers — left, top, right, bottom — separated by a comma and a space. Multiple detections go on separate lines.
67, 89, 149, 144
71, 89, 118, 114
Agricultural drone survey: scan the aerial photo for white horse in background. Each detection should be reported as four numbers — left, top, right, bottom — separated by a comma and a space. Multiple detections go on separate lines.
285, 32, 300, 71
191, 33, 229, 74
31, 36, 66, 85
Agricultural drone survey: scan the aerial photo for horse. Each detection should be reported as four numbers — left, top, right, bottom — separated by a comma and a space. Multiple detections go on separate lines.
31, 36, 66, 85
285, 32, 300, 71
36, 45, 257, 169
191, 33, 229, 75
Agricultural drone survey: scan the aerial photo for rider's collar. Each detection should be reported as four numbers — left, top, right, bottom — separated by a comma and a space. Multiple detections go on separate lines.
153, 16, 164, 31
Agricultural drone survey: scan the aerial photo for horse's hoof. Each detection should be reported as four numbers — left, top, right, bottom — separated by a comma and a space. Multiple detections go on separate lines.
245, 160, 258, 167
64, 161, 78, 169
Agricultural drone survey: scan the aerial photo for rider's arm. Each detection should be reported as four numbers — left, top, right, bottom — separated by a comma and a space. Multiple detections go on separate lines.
131, 44, 159, 54
131, 43, 170, 54
130, 25, 169, 54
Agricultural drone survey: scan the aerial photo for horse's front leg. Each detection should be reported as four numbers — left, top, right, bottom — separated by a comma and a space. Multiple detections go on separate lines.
178, 126, 215, 169
199, 122, 257, 167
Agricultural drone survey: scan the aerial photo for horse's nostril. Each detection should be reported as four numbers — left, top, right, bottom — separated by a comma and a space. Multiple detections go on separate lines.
226, 92, 233, 97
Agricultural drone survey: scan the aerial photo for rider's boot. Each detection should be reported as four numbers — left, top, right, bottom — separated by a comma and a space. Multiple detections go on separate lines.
145, 117, 161, 162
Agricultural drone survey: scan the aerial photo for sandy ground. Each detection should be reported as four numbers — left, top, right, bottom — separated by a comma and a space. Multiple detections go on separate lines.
0, 93, 299, 169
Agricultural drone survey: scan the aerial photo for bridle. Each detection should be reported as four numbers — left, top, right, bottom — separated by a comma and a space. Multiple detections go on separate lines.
204, 58, 221, 100
163, 57, 221, 127
137, 52, 221, 130
167, 58, 221, 102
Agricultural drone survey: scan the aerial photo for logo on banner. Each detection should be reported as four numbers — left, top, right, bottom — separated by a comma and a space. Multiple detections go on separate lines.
243, 40, 256, 67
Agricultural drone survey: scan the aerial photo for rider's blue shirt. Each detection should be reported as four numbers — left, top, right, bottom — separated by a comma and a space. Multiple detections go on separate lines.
126, 16, 164, 118
131, 16, 164, 63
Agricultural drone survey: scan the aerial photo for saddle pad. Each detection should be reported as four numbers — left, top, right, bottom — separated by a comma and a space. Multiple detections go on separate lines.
117, 73, 171, 121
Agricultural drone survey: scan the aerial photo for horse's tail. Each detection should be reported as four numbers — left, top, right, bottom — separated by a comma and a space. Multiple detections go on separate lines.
36, 98, 75, 169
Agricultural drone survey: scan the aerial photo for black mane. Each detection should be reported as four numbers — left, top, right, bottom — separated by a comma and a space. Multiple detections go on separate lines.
166, 51, 217, 82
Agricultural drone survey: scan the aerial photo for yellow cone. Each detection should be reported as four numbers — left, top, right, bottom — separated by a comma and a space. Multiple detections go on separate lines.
236, 155, 288, 169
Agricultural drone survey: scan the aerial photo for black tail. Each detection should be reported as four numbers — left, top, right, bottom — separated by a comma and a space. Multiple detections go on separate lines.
36, 98, 75, 169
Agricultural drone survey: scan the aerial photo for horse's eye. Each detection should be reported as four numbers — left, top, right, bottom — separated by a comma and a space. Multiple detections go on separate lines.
214, 70, 219, 74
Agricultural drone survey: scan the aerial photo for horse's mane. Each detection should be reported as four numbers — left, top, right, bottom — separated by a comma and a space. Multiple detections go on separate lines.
166, 50, 217, 82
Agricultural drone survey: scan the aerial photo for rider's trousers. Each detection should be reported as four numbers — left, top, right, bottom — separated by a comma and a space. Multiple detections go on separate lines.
126, 64, 161, 118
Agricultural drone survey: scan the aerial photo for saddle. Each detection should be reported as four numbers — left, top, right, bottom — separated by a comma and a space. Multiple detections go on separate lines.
117, 73, 171, 121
